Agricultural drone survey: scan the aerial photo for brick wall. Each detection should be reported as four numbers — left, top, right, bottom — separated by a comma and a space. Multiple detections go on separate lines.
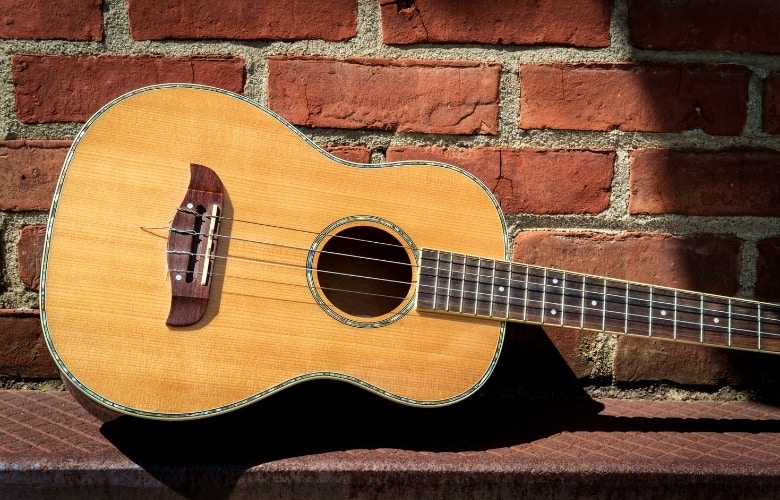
1, 0, 780, 398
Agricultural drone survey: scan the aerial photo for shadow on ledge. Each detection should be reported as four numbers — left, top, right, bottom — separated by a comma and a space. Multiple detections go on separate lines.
98, 324, 780, 498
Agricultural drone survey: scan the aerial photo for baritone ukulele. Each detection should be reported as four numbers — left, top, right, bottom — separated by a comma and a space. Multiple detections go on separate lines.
40, 84, 780, 420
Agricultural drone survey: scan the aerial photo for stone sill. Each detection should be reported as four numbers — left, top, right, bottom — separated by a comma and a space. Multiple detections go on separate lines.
2, 388, 780, 498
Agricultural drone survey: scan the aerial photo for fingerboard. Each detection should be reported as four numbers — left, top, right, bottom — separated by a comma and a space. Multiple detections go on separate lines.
416, 249, 780, 354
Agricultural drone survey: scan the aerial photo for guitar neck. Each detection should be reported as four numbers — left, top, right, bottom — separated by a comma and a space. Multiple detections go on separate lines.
416, 248, 780, 354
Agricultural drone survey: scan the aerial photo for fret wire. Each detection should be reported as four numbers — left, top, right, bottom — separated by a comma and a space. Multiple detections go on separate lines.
699, 295, 705, 343
624, 282, 630, 334
505, 264, 513, 320
432, 250, 440, 310
758, 302, 762, 350
648, 286, 654, 337
728, 297, 732, 347
601, 278, 607, 332
541, 268, 548, 324
474, 257, 481, 316
673, 290, 678, 340
458, 255, 466, 313
522, 265, 530, 321
580, 275, 586, 329
445, 252, 453, 312
560, 272, 566, 326
488, 259, 496, 318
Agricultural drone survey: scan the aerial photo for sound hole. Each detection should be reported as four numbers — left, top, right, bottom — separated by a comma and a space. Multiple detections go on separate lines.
316, 225, 413, 318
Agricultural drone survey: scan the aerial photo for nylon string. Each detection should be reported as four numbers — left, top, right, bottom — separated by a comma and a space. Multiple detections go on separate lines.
141, 211, 780, 337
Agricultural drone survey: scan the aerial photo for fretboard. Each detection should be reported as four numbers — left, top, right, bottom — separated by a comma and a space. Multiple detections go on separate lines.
416, 248, 780, 354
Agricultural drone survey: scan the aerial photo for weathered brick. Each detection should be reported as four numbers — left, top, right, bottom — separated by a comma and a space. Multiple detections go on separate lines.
268, 57, 500, 135
0, 310, 58, 379
128, 0, 356, 41
13, 55, 245, 123
629, 0, 780, 54
629, 149, 780, 216
541, 326, 606, 381
387, 146, 500, 192
325, 146, 372, 164
491, 323, 604, 395
381, 0, 610, 48
512, 231, 744, 387
614, 337, 753, 387
519, 63, 750, 135
386, 146, 613, 214
764, 72, 780, 135
0, 0, 103, 41
17, 225, 46, 291
512, 232, 742, 297
0, 141, 69, 211
756, 236, 780, 302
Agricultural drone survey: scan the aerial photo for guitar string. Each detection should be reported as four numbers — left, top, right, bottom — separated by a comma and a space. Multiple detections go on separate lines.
159, 221, 780, 326
169, 249, 414, 287
170, 260, 780, 340
148, 215, 780, 331
163, 228, 780, 331
166, 241, 780, 336
174, 209, 411, 251
168, 232, 777, 334
164, 211, 778, 327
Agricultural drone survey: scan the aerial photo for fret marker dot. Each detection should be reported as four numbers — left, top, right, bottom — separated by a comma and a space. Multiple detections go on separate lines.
552, 278, 559, 285
550, 309, 557, 316
660, 310, 667, 316
591, 300, 597, 306
499, 286, 505, 292
714, 317, 720, 324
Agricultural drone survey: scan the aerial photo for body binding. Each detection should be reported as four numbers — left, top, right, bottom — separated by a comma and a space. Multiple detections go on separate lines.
40, 84, 509, 420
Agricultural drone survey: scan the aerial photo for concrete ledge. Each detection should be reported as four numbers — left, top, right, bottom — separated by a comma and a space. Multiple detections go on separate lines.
2, 386, 780, 498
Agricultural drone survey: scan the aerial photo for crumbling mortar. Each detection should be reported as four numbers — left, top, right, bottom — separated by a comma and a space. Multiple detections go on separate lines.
739, 238, 760, 299
0, 212, 47, 310
101, 0, 133, 53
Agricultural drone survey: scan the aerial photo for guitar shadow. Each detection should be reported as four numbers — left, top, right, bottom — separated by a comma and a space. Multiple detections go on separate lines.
99, 324, 780, 498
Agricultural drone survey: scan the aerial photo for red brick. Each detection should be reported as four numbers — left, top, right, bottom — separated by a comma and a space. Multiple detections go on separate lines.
325, 146, 372, 164
614, 336, 746, 386
128, 0, 356, 41
386, 146, 613, 214
495, 323, 604, 391
512, 231, 742, 295
17, 225, 46, 291
380, 0, 610, 48
542, 327, 605, 380
629, 0, 780, 54
0, 140, 69, 211
387, 146, 500, 191
512, 231, 745, 386
629, 149, 780, 216
756, 236, 780, 302
519, 63, 750, 135
764, 73, 780, 135
0, 310, 58, 379
268, 57, 500, 135
0, 0, 103, 41
12, 55, 245, 123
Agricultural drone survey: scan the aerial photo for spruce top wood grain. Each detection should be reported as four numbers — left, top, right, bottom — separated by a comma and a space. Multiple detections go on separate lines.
41, 85, 780, 421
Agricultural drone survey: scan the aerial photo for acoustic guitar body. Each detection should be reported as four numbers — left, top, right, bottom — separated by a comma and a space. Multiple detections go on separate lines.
41, 85, 508, 419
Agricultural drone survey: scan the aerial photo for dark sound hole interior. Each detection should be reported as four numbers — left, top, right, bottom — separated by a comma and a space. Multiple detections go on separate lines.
316, 225, 413, 318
